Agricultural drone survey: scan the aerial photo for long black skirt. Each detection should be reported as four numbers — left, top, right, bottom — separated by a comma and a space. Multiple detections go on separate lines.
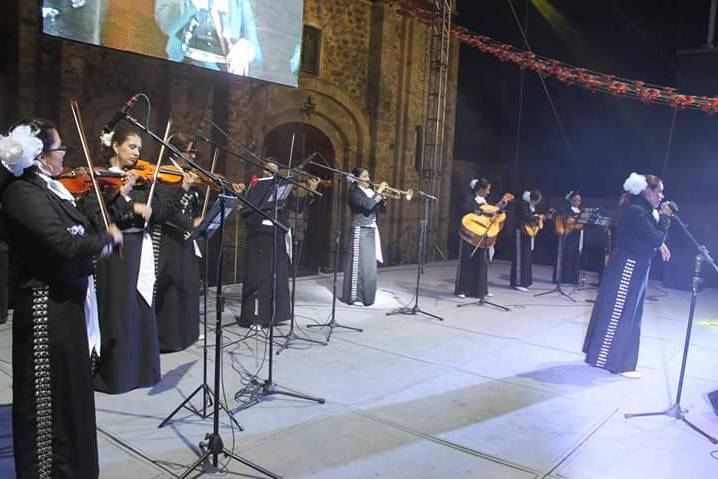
13, 284, 99, 479
238, 229, 290, 328
583, 249, 651, 373
93, 231, 161, 394
510, 229, 533, 287
154, 225, 200, 352
558, 231, 582, 284
455, 240, 489, 298
342, 226, 378, 306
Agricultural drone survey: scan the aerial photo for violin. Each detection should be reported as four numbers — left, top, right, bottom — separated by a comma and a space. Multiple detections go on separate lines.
56, 167, 124, 194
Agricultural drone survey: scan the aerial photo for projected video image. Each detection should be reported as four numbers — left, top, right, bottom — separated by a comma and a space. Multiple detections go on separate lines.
42, 0, 304, 87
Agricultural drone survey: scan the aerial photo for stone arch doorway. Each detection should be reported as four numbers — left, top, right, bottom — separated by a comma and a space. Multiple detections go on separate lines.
263, 122, 335, 275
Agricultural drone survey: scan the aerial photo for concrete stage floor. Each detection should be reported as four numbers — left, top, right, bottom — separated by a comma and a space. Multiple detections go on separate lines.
1, 260, 718, 478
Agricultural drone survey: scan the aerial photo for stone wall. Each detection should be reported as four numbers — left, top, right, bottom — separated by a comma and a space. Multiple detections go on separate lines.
3, 0, 459, 283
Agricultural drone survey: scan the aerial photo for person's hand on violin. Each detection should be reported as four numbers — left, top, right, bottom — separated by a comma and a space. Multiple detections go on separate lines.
231, 182, 246, 194
107, 224, 123, 248
182, 170, 199, 192
193, 216, 204, 229
307, 177, 320, 191
120, 171, 141, 197
133, 203, 152, 223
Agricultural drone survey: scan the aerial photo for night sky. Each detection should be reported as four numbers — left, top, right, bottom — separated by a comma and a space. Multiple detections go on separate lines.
453, 0, 717, 204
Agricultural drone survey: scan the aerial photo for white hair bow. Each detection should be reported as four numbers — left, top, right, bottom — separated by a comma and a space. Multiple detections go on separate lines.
0, 125, 43, 177
623, 172, 647, 195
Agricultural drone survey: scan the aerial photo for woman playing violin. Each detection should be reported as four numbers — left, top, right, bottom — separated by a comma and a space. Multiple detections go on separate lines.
153, 132, 206, 352
87, 126, 184, 394
1, 119, 123, 479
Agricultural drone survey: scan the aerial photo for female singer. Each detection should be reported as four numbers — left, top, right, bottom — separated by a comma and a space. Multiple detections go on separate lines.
455, 178, 493, 299
341, 167, 387, 306
1, 119, 122, 478
510, 189, 543, 291
555, 191, 583, 284
88, 126, 181, 393
238, 160, 317, 327
583, 173, 671, 378
154, 132, 203, 352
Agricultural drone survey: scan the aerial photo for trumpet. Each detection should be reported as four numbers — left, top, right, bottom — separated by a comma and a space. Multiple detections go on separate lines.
377, 182, 413, 201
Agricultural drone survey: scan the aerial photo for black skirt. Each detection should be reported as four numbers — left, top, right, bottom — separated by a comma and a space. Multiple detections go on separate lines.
154, 224, 200, 352
510, 229, 533, 287
455, 240, 489, 298
93, 231, 161, 394
342, 226, 378, 306
238, 228, 290, 327
12, 284, 99, 479
583, 249, 651, 373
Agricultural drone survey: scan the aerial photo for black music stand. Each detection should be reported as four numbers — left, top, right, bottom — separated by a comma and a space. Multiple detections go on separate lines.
570, 208, 612, 294
159, 195, 243, 430
535, 221, 575, 302
233, 174, 325, 413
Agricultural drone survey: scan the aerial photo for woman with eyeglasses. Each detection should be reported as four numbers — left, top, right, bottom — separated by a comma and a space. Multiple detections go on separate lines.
0, 118, 123, 479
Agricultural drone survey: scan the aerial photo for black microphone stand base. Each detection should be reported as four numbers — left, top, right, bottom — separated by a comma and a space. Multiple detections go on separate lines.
234, 377, 326, 413
456, 296, 510, 312
306, 318, 363, 343
624, 404, 717, 444
534, 284, 577, 302
274, 325, 327, 355
386, 305, 444, 321
178, 432, 282, 479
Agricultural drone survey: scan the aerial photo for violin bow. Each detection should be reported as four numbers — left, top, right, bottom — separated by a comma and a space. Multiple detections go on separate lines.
200, 145, 220, 220
70, 100, 111, 230
145, 119, 172, 227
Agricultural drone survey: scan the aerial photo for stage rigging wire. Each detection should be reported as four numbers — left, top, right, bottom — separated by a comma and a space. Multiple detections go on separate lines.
505, 0, 582, 185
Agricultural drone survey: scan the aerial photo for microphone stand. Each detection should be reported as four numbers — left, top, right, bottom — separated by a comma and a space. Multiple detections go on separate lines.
275, 185, 327, 355
386, 191, 445, 320
624, 213, 718, 444
233, 170, 325, 412
122, 115, 282, 477
305, 161, 364, 342
534, 231, 576, 302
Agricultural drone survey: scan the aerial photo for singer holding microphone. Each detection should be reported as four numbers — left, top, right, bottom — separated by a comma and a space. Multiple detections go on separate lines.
583, 172, 673, 378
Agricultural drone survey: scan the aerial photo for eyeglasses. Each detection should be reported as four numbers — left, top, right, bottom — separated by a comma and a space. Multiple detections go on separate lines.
45, 146, 68, 154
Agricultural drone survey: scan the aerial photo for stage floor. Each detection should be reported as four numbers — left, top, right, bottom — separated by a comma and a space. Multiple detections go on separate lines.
2, 260, 718, 478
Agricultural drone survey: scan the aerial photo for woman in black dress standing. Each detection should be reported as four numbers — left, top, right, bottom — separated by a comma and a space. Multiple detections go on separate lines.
555, 191, 583, 285
583, 173, 671, 378
510, 189, 543, 291
154, 132, 203, 352
455, 178, 493, 299
1, 119, 122, 478
89, 126, 181, 393
341, 167, 387, 306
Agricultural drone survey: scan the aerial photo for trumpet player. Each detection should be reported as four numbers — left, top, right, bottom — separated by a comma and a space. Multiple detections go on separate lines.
342, 167, 387, 306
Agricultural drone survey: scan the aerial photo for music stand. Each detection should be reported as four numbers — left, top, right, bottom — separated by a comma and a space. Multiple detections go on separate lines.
159, 195, 243, 430
534, 227, 575, 302
571, 208, 612, 294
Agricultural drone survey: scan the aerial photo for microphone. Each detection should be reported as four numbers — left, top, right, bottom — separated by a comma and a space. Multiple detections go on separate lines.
661, 200, 679, 214
101, 95, 138, 136
296, 152, 319, 171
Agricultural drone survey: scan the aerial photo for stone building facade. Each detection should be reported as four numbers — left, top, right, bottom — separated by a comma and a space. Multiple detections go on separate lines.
2, 0, 458, 282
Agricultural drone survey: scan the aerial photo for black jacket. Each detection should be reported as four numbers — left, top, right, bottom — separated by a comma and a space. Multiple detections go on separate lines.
348, 186, 384, 227
616, 195, 670, 259
1, 170, 113, 291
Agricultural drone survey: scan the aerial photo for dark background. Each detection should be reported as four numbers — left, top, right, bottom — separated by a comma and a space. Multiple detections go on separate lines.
451, 0, 718, 288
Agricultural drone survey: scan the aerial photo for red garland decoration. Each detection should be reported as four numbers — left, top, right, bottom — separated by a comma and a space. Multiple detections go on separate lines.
384, 0, 718, 114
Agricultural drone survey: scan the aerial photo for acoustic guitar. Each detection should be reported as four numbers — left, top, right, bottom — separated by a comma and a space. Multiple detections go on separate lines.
522, 208, 556, 237
554, 212, 584, 235
460, 193, 515, 248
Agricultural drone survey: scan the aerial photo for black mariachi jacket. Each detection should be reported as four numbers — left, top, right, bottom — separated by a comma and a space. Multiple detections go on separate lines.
616, 195, 670, 259
348, 186, 384, 227
1, 169, 113, 291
